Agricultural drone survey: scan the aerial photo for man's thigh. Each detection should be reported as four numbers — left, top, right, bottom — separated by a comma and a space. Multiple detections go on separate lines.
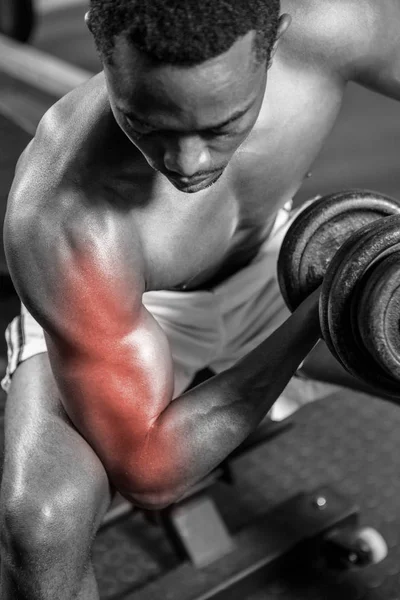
0, 353, 115, 530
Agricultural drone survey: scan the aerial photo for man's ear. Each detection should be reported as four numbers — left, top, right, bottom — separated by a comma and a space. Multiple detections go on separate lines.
268, 14, 292, 68
85, 10, 93, 33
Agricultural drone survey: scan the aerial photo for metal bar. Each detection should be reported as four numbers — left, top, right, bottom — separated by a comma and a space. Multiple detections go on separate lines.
0, 33, 94, 98
37, 0, 86, 13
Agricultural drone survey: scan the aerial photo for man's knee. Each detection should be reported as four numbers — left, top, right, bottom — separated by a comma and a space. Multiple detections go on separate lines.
0, 481, 98, 563
0, 354, 116, 559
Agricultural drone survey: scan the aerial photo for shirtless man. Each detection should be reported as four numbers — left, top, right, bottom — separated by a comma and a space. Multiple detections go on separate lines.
1, 0, 400, 597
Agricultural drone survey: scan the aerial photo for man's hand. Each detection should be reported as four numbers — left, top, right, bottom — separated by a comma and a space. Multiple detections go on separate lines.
301, 339, 400, 402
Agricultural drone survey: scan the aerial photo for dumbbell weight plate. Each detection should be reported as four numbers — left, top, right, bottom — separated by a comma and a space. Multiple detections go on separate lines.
357, 254, 400, 382
320, 215, 400, 396
278, 190, 400, 311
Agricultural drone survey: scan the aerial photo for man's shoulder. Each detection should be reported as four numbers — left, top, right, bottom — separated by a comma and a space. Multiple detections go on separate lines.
283, 0, 389, 78
37, 71, 109, 164
4, 174, 146, 329
5, 71, 121, 247
8, 73, 109, 199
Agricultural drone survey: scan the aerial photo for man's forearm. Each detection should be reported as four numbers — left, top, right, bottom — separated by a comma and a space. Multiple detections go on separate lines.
123, 291, 321, 508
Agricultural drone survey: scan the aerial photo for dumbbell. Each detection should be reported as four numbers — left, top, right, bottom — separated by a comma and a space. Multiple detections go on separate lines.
277, 189, 400, 397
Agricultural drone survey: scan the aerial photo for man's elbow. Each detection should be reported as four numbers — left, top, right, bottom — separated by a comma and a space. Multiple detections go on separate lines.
109, 458, 188, 511
121, 487, 186, 511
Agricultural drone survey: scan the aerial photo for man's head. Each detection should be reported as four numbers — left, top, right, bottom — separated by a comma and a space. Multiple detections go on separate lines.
86, 1, 290, 193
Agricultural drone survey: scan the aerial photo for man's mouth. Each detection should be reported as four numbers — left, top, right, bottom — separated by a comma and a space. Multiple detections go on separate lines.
168, 171, 223, 192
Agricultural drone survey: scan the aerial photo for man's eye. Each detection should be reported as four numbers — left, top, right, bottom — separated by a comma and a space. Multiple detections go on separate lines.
126, 117, 155, 134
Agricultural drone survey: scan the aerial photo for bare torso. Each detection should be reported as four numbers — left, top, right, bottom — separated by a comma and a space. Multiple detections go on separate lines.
7, 0, 350, 294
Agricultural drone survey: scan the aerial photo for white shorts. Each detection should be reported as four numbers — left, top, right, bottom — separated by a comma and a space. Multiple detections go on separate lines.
1, 199, 340, 420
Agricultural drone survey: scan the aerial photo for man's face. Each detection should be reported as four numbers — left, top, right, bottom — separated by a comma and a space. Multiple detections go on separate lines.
104, 31, 268, 194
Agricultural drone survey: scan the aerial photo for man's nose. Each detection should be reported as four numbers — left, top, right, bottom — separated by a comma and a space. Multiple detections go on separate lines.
164, 135, 210, 178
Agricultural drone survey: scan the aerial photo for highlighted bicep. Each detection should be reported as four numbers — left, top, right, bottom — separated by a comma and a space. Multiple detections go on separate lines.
43, 246, 175, 478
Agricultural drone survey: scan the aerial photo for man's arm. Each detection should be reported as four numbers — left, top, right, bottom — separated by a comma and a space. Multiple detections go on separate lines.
344, 0, 400, 100
5, 197, 321, 510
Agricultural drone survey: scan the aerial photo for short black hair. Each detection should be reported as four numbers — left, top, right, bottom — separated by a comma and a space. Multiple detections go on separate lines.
88, 0, 281, 69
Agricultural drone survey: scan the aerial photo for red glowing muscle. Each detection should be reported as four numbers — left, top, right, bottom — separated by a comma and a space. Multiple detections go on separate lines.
44, 243, 175, 499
